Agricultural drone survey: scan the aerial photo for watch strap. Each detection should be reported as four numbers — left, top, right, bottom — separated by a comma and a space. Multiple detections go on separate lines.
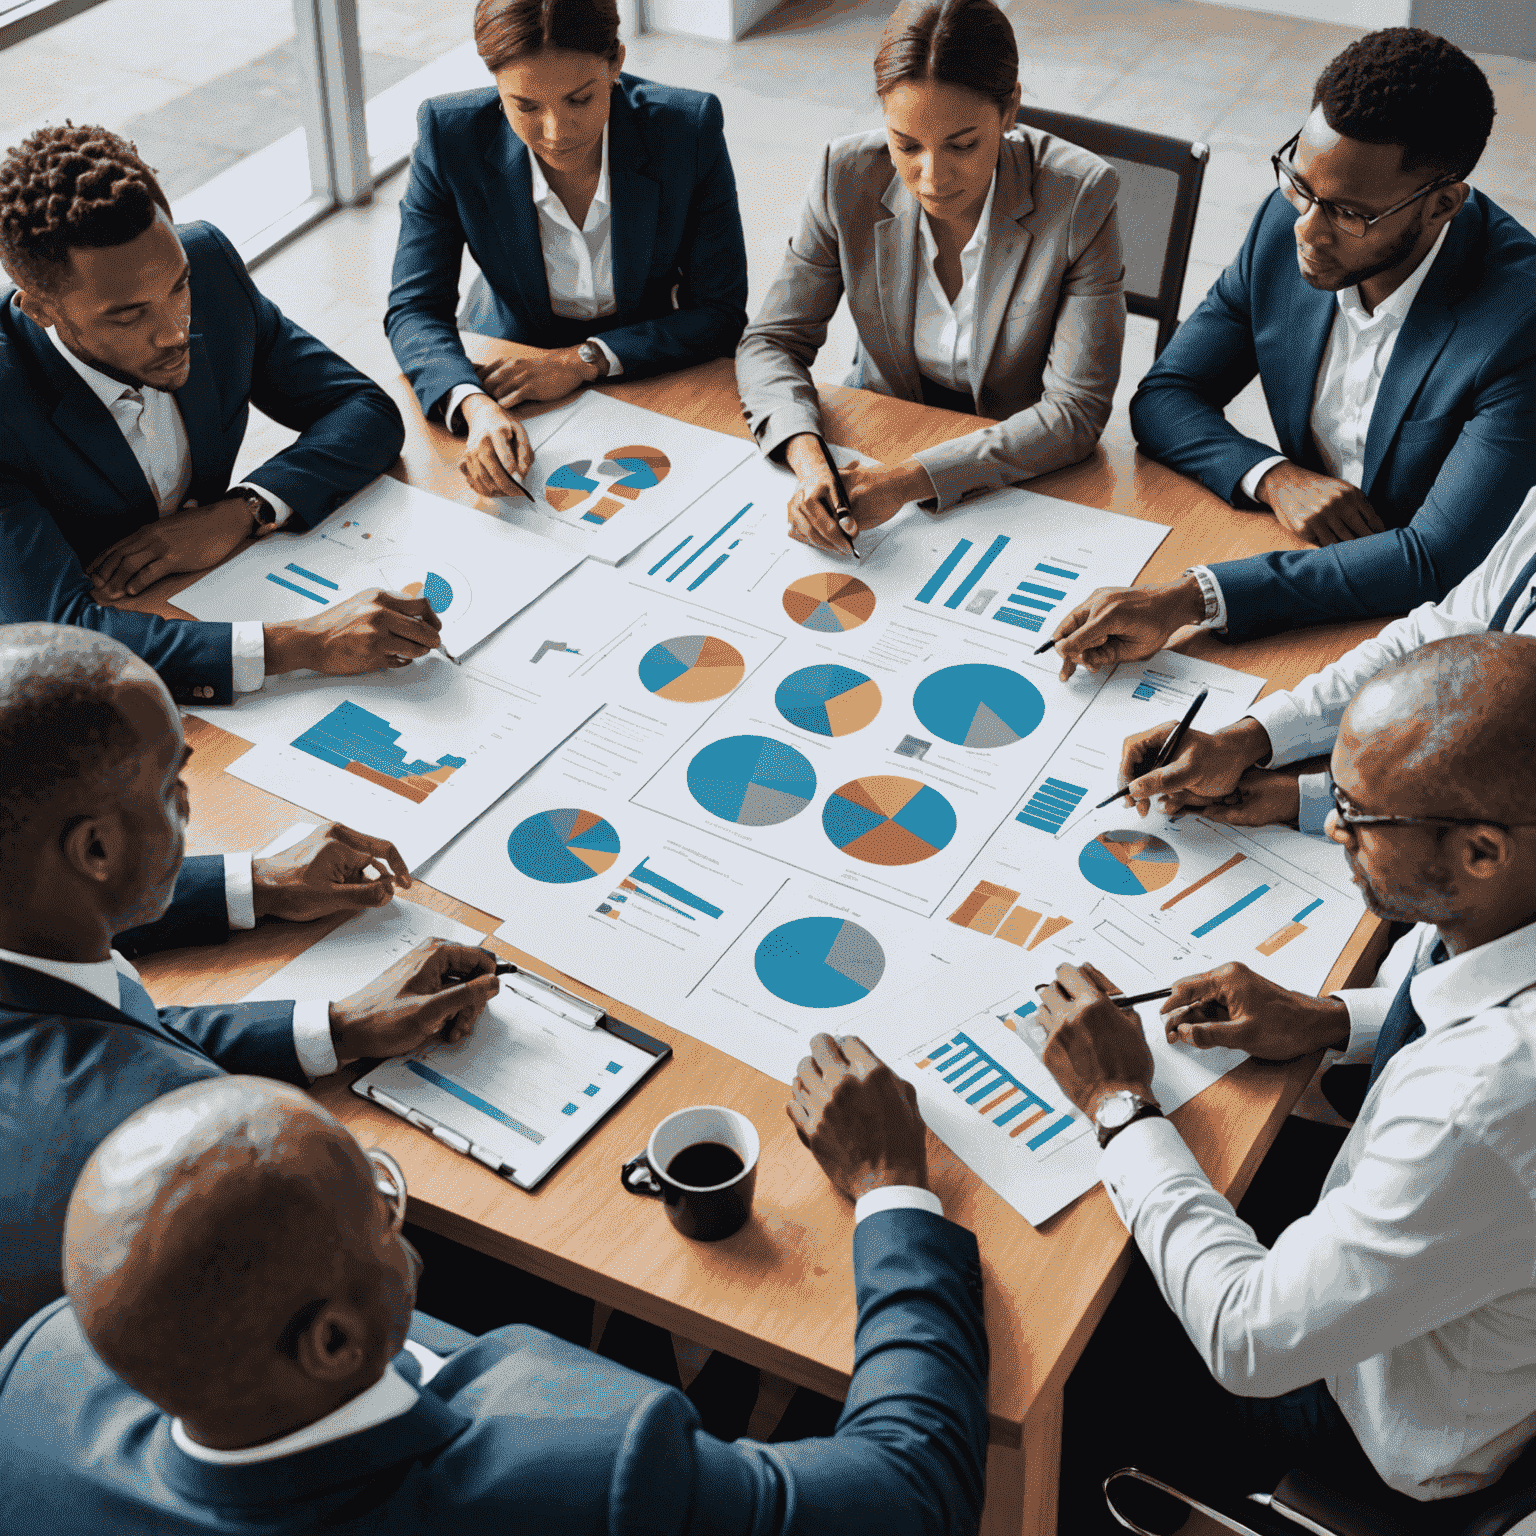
1096, 1097, 1164, 1150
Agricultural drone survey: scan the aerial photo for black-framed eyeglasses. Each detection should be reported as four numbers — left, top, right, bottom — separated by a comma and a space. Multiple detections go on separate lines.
1329, 783, 1528, 833
365, 1146, 408, 1234
1272, 133, 1455, 239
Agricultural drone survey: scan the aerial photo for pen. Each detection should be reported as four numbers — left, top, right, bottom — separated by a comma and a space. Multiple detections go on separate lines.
815, 436, 861, 561
437, 637, 461, 666
1113, 986, 1175, 1008
442, 961, 518, 986
1092, 687, 1210, 810
1033, 638, 1058, 655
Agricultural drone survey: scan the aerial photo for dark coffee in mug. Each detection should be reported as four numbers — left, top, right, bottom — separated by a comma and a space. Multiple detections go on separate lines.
666, 1141, 745, 1187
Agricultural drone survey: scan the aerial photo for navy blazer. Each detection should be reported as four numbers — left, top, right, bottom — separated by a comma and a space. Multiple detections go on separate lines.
115, 854, 231, 960
0, 1210, 989, 1536
1130, 190, 1536, 638
0, 959, 302, 1341
0, 221, 406, 706
386, 75, 749, 421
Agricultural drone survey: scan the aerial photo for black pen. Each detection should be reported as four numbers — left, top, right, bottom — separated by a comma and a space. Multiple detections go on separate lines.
815, 436, 860, 561
1092, 687, 1210, 810
1030, 982, 1174, 1008
442, 961, 517, 986
1033, 638, 1058, 655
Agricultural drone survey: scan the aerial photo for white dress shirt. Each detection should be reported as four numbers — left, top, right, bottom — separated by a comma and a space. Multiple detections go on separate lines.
913, 172, 997, 395
0, 942, 337, 1080
446, 126, 623, 432
47, 330, 289, 694
1100, 916, 1536, 1499
1189, 224, 1451, 631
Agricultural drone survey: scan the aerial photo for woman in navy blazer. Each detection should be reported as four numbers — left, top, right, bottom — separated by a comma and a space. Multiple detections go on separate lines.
385, 0, 749, 498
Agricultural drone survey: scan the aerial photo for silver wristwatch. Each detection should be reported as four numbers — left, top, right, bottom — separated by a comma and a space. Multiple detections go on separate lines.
1093, 1090, 1163, 1150
577, 340, 610, 378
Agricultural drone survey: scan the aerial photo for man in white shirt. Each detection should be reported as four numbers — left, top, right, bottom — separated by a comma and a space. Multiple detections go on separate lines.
1037, 632, 1536, 1528
0, 623, 502, 1339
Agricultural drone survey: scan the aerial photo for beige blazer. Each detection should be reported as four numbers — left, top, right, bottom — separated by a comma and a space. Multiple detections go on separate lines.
735, 125, 1125, 510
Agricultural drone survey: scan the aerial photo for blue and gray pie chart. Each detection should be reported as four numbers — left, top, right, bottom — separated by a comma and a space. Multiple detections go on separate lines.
912, 663, 1045, 748
686, 735, 817, 826
754, 916, 886, 1008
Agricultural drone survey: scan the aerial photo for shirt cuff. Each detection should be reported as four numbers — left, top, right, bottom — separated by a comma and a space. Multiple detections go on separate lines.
854, 1185, 943, 1223
224, 852, 256, 930
291, 1001, 338, 1081
1099, 1114, 1202, 1230
230, 622, 266, 693
588, 336, 623, 377
446, 384, 488, 436
1297, 771, 1334, 836
1240, 455, 1287, 506
1330, 986, 1395, 1066
232, 482, 295, 529
1185, 566, 1228, 631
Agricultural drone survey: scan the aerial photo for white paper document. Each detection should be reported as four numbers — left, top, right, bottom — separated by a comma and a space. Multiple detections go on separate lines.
174, 475, 583, 655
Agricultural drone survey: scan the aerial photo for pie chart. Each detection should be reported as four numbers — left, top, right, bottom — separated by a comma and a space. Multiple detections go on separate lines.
782, 572, 877, 633
686, 735, 816, 826
912, 664, 1045, 748
822, 776, 956, 866
638, 635, 745, 703
774, 664, 881, 737
754, 916, 886, 1008
377, 559, 470, 622
507, 808, 620, 883
1079, 830, 1180, 895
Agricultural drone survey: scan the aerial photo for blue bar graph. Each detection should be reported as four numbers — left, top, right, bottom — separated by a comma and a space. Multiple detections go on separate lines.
945, 535, 1010, 610
1008, 594, 1054, 611
406, 1061, 544, 1144
665, 504, 751, 583
917, 1031, 1075, 1150
688, 547, 734, 590
266, 573, 330, 603
1133, 682, 1157, 700
285, 563, 338, 590
995, 607, 1043, 632
1192, 884, 1272, 938
1017, 777, 1087, 833
628, 856, 723, 919
1017, 581, 1066, 601
916, 538, 973, 603
648, 534, 691, 576
1294, 897, 1323, 922
1035, 563, 1079, 581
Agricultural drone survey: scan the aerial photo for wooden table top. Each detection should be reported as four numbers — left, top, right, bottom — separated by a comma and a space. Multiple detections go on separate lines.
131, 342, 1387, 1448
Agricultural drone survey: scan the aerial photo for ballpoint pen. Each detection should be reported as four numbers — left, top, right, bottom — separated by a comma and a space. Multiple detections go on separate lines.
1033, 638, 1058, 655
1092, 687, 1209, 810
437, 637, 461, 666
815, 436, 861, 561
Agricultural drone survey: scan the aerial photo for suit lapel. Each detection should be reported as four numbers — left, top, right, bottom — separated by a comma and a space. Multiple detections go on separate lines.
969, 135, 1036, 399
607, 83, 660, 318
483, 115, 555, 327
873, 172, 923, 401
0, 959, 154, 1035
173, 332, 223, 502
1281, 274, 1336, 466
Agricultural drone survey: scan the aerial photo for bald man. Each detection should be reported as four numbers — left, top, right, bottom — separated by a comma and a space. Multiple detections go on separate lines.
0, 1074, 988, 1535
1035, 633, 1536, 1530
0, 623, 502, 1340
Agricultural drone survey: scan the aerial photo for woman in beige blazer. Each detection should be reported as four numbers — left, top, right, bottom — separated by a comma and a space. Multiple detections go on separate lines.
736, 0, 1126, 553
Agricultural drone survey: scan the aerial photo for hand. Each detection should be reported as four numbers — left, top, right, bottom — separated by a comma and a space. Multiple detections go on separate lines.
1192, 767, 1302, 828
783, 435, 923, 555
459, 395, 533, 499
787, 1033, 929, 1202
252, 822, 413, 923
264, 587, 443, 676
1114, 717, 1273, 816
474, 346, 594, 409
87, 498, 253, 599
1160, 962, 1349, 1061
1035, 962, 1156, 1117
1047, 578, 1206, 681
328, 939, 501, 1067
1255, 461, 1385, 547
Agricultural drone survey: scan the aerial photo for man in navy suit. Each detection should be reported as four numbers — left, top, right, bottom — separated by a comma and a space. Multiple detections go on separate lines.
1046, 29, 1536, 672
0, 623, 504, 1340
0, 1045, 988, 1536
0, 124, 444, 707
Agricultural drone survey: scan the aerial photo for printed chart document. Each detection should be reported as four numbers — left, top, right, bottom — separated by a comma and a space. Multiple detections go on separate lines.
488, 391, 754, 563
241, 900, 667, 1190
174, 475, 583, 655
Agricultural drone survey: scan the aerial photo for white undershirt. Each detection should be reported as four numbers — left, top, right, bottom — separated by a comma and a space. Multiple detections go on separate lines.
47, 329, 287, 693
912, 172, 996, 395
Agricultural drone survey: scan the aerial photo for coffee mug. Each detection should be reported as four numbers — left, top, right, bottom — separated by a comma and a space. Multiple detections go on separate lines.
620, 1105, 759, 1241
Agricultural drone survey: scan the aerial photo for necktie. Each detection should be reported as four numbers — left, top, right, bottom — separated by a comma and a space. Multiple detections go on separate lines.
1321, 940, 1445, 1122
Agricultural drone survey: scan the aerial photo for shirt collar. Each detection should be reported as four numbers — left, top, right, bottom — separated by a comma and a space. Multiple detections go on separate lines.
45, 327, 142, 409
1409, 912, 1536, 1033
1335, 220, 1450, 329
526, 123, 611, 230
918, 170, 998, 268
0, 945, 138, 1012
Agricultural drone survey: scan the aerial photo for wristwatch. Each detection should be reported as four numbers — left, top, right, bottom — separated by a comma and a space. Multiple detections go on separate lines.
1093, 1090, 1163, 1150
577, 340, 611, 379
234, 489, 279, 539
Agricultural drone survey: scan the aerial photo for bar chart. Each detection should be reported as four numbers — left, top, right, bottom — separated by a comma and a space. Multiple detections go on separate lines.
1017, 776, 1089, 834
266, 562, 338, 605
914, 1030, 1080, 1152
995, 564, 1079, 635
947, 880, 1072, 950
291, 701, 465, 804
597, 855, 725, 924
648, 502, 752, 590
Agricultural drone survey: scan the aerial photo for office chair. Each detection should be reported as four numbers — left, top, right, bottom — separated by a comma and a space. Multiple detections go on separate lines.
1102, 1441, 1536, 1536
1015, 104, 1208, 358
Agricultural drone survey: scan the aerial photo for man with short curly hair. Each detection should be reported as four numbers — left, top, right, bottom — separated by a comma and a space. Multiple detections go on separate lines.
0, 124, 437, 706
1045, 28, 1536, 679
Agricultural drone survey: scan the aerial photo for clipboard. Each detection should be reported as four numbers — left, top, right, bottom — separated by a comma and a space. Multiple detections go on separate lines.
353, 964, 670, 1190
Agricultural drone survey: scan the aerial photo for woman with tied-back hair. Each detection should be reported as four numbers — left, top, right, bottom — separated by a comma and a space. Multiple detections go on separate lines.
736, 0, 1126, 554
386, 0, 749, 500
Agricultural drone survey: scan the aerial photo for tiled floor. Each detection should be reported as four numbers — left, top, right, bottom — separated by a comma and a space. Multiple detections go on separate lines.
232, 0, 1535, 481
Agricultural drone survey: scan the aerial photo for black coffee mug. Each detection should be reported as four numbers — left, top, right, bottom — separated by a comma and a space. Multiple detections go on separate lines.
621, 1105, 759, 1241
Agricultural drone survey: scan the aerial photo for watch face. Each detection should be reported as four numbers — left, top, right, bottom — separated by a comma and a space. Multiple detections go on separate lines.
1097, 1093, 1136, 1129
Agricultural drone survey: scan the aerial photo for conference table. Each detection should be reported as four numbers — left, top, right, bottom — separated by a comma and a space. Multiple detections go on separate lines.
129, 341, 1388, 1536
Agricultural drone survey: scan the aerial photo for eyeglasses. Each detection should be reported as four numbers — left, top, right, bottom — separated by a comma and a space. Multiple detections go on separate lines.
1272, 133, 1455, 239
1329, 783, 1527, 833
365, 1146, 408, 1233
